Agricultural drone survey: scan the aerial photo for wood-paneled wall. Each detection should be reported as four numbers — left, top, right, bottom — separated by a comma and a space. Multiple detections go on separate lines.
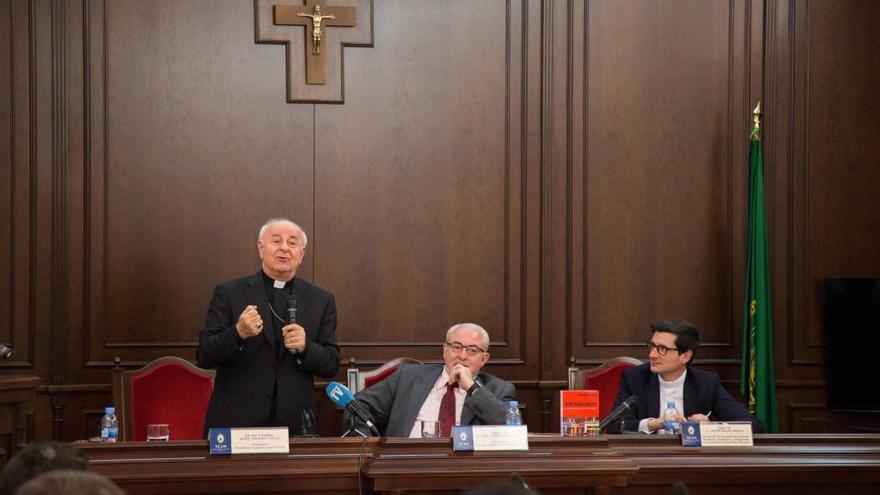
1, 0, 878, 441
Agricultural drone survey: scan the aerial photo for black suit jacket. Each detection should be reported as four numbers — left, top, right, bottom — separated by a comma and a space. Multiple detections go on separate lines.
197, 271, 339, 436
611, 363, 765, 433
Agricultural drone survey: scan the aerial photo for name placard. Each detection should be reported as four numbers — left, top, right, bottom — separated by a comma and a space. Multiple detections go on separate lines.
209, 427, 290, 455
452, 425, 528, 452
680, 422, 754, 447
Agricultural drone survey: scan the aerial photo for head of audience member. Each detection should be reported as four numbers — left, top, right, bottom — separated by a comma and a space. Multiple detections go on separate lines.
461, 478, 540, 495
0, 442, 88, 495
15, 470, 125, 495
647, 319, 700, 380
257, 218, 307, 281
443, 323, 491, 377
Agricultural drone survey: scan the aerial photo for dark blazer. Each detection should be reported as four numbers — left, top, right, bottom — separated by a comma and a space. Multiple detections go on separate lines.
197, 272, 339, 436
348, 363, 516, 437
611, 363, 765, 433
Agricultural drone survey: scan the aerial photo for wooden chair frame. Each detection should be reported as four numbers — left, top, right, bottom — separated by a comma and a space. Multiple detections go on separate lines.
111, 356, 215, 441
567, 356, 643, 390
346, 357, 422, 394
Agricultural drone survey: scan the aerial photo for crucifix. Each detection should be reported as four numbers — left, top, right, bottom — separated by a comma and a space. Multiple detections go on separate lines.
273, 0, 357, 85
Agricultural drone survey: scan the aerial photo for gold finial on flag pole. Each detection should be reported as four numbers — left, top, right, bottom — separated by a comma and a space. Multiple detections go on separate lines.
751, 102, 762, 141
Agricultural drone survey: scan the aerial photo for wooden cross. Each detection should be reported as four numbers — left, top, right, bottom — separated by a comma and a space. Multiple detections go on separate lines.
273, 0, 357, 85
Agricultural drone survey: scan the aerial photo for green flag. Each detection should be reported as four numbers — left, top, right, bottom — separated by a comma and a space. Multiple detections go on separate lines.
740, 119, 778, 432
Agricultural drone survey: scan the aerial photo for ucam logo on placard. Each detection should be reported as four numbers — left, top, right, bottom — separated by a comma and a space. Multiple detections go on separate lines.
209, 428, 232, 455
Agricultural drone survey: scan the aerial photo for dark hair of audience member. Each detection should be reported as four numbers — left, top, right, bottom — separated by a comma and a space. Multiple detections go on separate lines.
16, 470, 124, 495
462, 481, 540, 495
0, 441, 88, 495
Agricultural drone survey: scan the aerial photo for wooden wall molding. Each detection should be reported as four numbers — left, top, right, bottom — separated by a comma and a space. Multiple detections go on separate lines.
566, 0, 762, 367
316, 0, 543, 375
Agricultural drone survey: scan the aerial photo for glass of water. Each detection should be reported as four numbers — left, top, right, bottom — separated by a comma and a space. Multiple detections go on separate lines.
420, 420, 440, 438
146, 423, 170, 441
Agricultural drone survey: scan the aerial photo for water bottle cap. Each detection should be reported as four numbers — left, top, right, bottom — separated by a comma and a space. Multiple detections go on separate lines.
509, 400, 518, 407
105, 407, 115, 414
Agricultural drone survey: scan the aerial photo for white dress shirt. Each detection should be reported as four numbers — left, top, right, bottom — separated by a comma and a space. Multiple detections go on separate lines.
408, 368, 466, 438
639, 369, 687, 434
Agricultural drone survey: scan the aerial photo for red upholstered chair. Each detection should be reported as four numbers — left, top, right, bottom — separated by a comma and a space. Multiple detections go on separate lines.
112, 356, 215, 441
568, 356, 642, 419
346, 357, 422, 394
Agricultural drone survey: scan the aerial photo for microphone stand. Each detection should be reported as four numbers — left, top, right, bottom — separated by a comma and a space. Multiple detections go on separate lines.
342, 427, 369, 438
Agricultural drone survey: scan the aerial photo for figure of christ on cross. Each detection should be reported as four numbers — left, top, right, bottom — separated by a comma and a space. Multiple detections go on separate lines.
273, 1, 357, 85
298, 5, 334, 55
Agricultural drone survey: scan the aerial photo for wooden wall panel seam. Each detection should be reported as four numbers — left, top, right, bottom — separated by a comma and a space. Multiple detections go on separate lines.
539, 0, 555, 381
4, 0, 17, 354
50, 0, 69, 384
81, 0, 93, 371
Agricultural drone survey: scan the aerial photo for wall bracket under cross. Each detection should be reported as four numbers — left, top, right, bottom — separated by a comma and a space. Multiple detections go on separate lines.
255, 0, 373, 103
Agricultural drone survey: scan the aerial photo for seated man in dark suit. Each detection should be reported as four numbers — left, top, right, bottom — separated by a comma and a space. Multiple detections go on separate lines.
347, 323, 516, 437
609, 319, 765, 433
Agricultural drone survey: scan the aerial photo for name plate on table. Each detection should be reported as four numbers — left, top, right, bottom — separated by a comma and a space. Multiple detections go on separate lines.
209, 427, 290, 455
680, 422, 753, 447
452, 426, 529, 452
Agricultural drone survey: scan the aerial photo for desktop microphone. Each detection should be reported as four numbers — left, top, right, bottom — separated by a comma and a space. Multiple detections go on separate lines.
598, 395, 637, 431
325, 381, 380, 436
0, 344, 10, 359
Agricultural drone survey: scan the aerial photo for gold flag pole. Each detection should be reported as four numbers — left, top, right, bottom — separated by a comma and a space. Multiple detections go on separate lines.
751, 102, 762, 141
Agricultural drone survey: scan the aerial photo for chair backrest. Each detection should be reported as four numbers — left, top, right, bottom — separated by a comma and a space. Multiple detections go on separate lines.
346, 357, 422, 394
112, 356, 215, 441
568, 356, 642, 419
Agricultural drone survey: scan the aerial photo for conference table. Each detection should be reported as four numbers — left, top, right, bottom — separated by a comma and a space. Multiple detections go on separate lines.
80, 434, 880, 495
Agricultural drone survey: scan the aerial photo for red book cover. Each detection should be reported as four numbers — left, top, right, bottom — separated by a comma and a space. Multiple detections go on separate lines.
560, 390, 600, 436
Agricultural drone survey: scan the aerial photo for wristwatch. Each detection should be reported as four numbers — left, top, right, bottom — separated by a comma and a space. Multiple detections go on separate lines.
466, 382, 482, 397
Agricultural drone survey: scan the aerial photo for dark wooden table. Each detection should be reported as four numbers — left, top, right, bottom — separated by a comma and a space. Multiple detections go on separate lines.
77, 434, 880, 495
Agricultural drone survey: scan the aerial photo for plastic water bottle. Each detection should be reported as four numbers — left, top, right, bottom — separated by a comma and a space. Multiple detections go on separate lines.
505, 400, 522, 426
662, 401, 680, 434
101, 407, 118, 443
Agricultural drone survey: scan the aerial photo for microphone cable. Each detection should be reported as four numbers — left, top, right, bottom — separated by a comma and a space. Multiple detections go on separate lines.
356, 432, 370, 495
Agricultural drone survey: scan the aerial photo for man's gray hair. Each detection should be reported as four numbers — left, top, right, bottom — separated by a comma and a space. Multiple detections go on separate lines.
446, 323, 490, 351
258, 218, 308, 246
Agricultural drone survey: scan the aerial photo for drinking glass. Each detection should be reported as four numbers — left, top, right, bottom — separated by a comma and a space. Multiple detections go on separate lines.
146, 423, 170, 441
420, 420, 440, 438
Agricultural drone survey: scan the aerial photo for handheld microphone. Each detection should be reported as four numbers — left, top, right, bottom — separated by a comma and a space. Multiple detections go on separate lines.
286, 297, 299, 356
325, 381, 380, 436
286, 297, 297, 324
599, 395, 637, 432
0, 344, 10, 359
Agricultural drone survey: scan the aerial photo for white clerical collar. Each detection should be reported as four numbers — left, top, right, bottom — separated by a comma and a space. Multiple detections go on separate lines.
273, 279, 287, 289
659, 368, 687, 386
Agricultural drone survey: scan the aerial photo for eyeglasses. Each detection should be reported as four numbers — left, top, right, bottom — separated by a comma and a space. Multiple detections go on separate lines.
646, 341, 679, 356
445, 341, 487, 357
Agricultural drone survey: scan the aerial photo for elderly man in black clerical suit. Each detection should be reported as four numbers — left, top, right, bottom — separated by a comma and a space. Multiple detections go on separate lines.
197, 218, 339, 436
610, 319, 764, 433
347, 323, 516, 437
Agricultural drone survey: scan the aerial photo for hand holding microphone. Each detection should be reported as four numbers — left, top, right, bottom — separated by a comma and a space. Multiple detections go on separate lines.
283, 297, 306, 353
282, 324, 307, 353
